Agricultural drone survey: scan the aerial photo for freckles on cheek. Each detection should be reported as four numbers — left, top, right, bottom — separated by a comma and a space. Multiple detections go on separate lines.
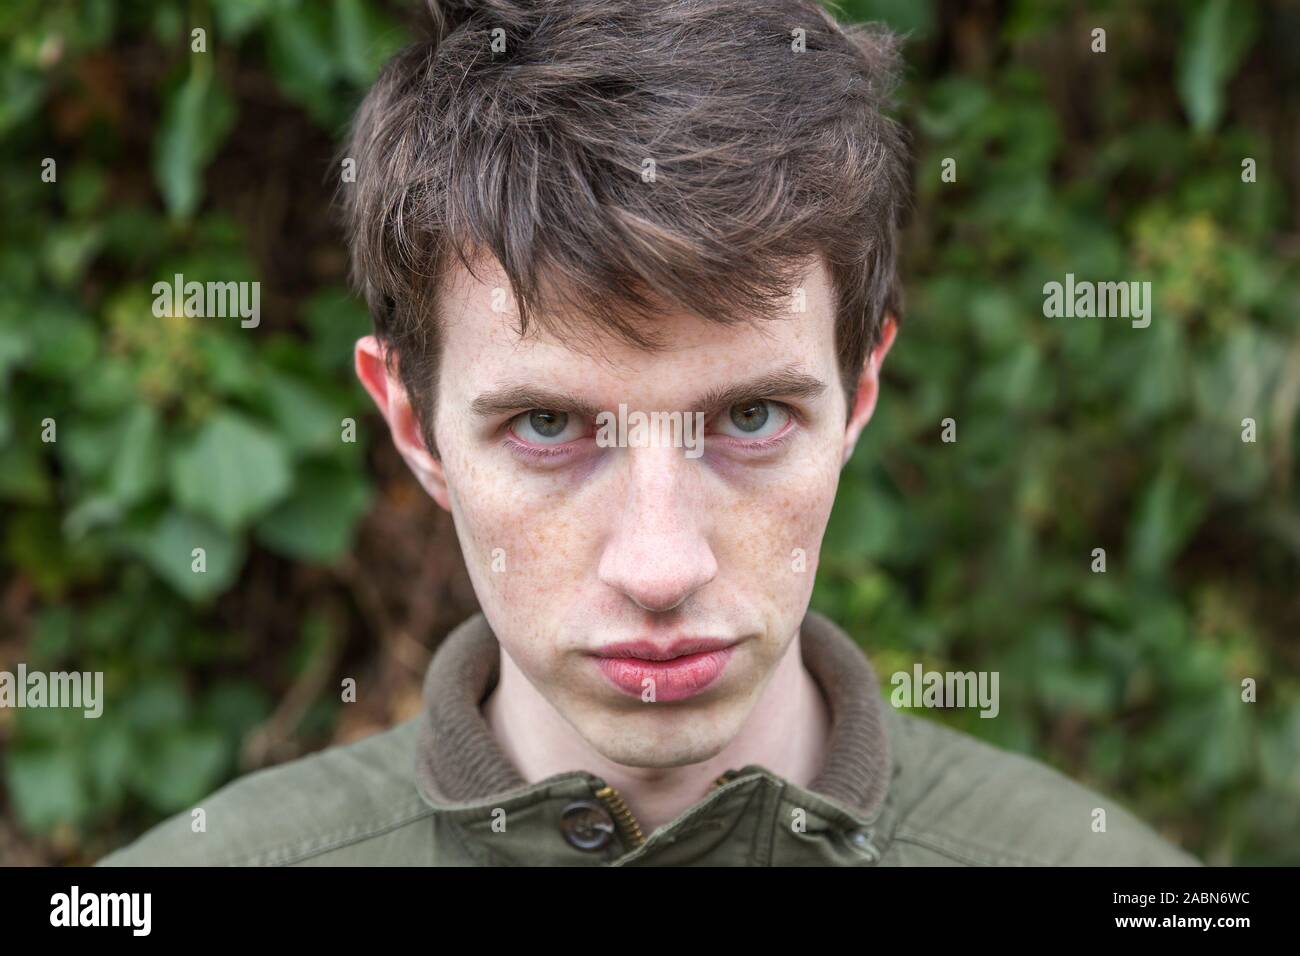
456, 473, 588, 606
443, 452, 521, 579
724, 458, 839, 579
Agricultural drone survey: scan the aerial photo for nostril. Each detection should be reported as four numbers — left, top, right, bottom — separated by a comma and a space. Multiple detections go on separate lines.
598, 543, 719, 614
626, 585, 690, 614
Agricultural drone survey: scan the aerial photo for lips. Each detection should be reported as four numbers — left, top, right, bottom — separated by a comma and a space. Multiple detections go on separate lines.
593, 638, 737, 702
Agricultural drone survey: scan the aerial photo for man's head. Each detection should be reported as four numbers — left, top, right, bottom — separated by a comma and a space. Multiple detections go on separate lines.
346, 0, 907, 767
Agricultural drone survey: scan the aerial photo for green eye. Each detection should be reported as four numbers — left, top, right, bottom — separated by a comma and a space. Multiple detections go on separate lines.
715, 400, 790, 442
729, 401, 769, 433
528, 410, 568, 438
510, 409, 581, 445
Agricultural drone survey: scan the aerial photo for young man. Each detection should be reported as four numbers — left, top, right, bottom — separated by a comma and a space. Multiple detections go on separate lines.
102, 0, 1197, 866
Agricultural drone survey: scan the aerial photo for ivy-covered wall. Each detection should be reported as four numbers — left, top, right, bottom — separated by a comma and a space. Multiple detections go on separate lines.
0, 0, 1295, 865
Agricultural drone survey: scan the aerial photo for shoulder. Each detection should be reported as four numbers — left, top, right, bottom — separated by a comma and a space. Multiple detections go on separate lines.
885, 709, 1200, 866
97, 718, 434, 866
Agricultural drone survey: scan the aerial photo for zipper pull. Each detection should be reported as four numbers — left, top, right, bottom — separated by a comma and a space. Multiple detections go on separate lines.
592, 783, 647, 849
710, 769, 740, 791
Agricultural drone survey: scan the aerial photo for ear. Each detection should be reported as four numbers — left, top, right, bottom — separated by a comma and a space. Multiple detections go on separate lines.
354, 335, 451, 511
841, 315, 898, 467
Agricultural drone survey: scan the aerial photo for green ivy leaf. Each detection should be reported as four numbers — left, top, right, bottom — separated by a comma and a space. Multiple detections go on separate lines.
259, 371, 345, 456
1128, 466, 1209, 580
130, 728, 230, 812
842, 0, 935, 40
6, 749, 90, 833
108, 404, 164, 507
0, 320, 32, 388
267, 1, 338, 125
303, 287, 370, 374
170, 412, 292, 531
334, 0, 371, 85
255, 462, 371, 562
122, 509, 246, 601
42, 223, 103, 288
214, 0, 276, 41
1177, 0, 1257, 135
153, 67, 237, 221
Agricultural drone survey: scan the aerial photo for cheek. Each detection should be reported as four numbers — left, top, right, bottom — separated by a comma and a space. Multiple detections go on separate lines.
715, 445, 842, 593
444, 448, 593, 613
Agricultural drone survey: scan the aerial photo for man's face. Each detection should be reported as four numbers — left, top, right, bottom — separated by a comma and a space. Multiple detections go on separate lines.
361, 255, 890, 768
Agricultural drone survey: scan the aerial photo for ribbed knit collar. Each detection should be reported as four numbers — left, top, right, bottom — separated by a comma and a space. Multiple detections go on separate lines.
414, 609, 895, 818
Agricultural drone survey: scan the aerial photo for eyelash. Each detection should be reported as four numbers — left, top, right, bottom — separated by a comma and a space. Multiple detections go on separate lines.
711, 420, 797, 455
502, 402, 800, 461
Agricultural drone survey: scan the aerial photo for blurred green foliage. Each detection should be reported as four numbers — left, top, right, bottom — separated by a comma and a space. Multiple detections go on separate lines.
819, 0, 1299, 864
0, 0, 1296, 864
0, 0, 397, 856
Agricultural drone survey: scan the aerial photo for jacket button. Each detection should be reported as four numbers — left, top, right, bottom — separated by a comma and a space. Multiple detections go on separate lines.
560, 800, 616, 851
849, 828, 880, 863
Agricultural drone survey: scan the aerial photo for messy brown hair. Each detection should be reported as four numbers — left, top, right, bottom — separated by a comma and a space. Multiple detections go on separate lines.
342, 0, 909, 453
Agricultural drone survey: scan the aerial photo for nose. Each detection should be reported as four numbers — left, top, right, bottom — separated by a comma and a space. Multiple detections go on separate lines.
597, 447, 718, 613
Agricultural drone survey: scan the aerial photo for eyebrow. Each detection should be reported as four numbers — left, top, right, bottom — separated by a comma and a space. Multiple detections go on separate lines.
695, 365, 827, 414
470, 386, 603, 419
469, 364, 827, 419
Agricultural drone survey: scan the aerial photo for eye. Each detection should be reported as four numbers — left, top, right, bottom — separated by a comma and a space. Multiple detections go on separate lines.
713, 400, 790, 440
509, 409, 585, 445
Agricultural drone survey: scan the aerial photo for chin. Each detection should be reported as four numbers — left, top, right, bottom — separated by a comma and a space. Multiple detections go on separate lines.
573, 701, 741, 769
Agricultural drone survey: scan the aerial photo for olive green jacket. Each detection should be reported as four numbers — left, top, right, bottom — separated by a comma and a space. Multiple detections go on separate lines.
99, 611, 1199, 866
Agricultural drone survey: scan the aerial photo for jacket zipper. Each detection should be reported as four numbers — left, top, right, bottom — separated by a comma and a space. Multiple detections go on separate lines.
592, 770, 738, 852
592, 785, 646, 849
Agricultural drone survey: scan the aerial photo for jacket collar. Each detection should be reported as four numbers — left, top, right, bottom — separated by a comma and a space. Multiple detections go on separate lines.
414, 609, 897, 821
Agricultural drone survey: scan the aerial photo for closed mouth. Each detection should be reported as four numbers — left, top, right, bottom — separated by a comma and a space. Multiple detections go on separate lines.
591, 637, 737, 661
591, 638, 740, 702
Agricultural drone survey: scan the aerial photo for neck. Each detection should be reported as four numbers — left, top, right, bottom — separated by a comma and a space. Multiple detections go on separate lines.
483, 631, 831, 834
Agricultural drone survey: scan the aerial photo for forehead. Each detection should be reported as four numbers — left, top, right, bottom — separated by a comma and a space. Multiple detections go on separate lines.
435, 253, 838, 398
